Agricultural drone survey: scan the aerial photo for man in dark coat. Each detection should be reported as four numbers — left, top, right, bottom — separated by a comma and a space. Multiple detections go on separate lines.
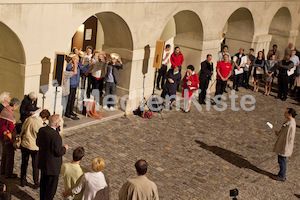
161, 66, 181, 109
199, 54, 214, 104
278, 54, 294, 101
37, 114, 68, 200
20, 92, 39, 123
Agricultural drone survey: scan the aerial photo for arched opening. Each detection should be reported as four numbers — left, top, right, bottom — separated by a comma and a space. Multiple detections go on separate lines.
0, 22, 26, 101
66, 12, 133, 110
268, 7, 291, 58
160, 10, 203, 75
223, 8, 254, 55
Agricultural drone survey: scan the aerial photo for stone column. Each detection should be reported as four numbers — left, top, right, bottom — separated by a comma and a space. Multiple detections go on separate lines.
252, 34, 273, 54
288, 30, 299, 46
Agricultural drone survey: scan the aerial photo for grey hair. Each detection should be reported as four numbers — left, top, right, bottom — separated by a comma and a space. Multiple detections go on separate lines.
0, 92, 10, 103
29, 92, 38, 100
9, 98, 20, 107
49, 114, 60, 126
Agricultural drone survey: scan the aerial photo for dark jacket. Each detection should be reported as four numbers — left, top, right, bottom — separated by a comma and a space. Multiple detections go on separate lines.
37, 126, 66, 175
278, 60, 294, 76
20, 95, 38, 123
105, 61, 124, 84
199, 60, 213, 79
161, 69, 181, 98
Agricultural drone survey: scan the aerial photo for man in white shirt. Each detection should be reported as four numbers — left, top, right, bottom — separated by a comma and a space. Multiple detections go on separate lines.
217, 45, 231, 63
156, 44, 171, 90
232, 48, 247, 91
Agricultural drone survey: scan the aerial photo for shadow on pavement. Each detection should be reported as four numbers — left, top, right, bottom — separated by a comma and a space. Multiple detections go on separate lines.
195, 140, 274, 178
295, 194, 300, 198
1, 175, 35, 200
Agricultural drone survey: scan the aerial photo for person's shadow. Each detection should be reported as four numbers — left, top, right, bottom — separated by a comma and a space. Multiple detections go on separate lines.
195, 140, 274, 178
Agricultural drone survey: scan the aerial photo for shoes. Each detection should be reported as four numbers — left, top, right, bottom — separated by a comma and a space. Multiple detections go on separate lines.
199, 101, 206, 105
271, 175, 286, 182
282, 98, 287, 101
110, 106, 117, 111
71, 116, 80, 120
224, 90, 228, 93
33, 183, 40, 189
70, 112, 77, 117
20, 181, 28, 187
64, 114, 71, 118
5, 173, 18, 179
182, 109, 190, 113
235, 88, 239, 91
156, 87, 161, 90
103, 105, 109, 110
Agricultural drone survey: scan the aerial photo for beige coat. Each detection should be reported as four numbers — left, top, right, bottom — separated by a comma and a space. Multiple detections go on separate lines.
20, 116, 44, 151
273, 118, 296, 157
119, 176, 159, 200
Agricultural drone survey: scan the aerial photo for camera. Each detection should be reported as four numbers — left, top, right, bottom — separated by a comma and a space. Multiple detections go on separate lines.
230, 189, 238, 200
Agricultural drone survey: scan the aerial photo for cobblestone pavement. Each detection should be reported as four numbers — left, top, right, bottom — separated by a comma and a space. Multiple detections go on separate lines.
2, 84, 300, 200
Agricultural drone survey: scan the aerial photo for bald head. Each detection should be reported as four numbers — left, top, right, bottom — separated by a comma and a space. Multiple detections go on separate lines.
135, 159, 148, 175
49, 114, 60, 128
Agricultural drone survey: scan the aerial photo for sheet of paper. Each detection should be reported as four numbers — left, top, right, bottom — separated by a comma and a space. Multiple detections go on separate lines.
287, 67, 296, 76
266, 122, 273, 129
32, 108, 42, 117
234, 68, 243, 75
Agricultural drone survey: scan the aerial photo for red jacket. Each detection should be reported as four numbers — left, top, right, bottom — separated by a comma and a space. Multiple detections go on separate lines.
171, 51, 184, 69
0, 118, 15, 144
182, 72, 199, 91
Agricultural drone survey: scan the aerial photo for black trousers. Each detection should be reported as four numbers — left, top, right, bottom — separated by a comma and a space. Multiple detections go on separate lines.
233, 73, 243, 89
278, 75, 290, 99
40, 172, 59, 200
215, 79, 227, 97
1, 142, 15, 177
92, 77, 104, 101
87, 74, 93, 98
199, 75, 210, 103
157, 64, 167, 89
66, 88, 77, 115
21, 146, 39, 185
243, 71, 250, 88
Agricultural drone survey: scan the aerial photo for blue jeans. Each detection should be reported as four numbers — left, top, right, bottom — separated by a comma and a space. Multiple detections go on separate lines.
105, 82, 117, 107
278, 155, 286, 179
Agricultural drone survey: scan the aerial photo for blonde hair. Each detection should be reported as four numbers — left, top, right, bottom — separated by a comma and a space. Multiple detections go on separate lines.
92, 157, 105, 172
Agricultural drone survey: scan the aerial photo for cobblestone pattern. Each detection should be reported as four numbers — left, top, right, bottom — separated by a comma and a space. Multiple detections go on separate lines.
2, 86, 300, 200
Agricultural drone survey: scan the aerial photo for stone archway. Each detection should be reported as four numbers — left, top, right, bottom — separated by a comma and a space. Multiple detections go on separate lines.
67, 12, 134, 112
223, 8, 254, 56
0, 22, 26, 101
160, 10, 204, 74
268, 7, 291, 57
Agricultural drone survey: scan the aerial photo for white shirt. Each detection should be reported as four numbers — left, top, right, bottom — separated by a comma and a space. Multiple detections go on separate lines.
290, 55, 299, 66
162, 50, 170, 65
218, 52, 231, 62
233, 54, 247, 67
72, 171, 107, 200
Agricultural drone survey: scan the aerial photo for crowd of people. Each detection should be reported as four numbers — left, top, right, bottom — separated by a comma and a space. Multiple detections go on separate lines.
0, 40, 298, 199
63, 47, 124, 121
0, 91, 158, 199
156, 42, 300, 113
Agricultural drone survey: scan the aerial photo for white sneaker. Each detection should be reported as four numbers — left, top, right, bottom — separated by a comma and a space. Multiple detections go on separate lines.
110, 106, 117, 111
103, 105, 109, 110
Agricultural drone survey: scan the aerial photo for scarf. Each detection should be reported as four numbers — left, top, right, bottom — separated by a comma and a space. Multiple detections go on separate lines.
0, 106, 15, 124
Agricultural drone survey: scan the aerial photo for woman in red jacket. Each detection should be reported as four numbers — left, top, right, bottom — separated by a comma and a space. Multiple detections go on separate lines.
182, 65, 199, 113
0, 98, 20, 178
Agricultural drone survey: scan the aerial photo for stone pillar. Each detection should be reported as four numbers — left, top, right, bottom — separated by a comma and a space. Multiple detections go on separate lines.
289, 30, 299, 46
252, 34, 272, 54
